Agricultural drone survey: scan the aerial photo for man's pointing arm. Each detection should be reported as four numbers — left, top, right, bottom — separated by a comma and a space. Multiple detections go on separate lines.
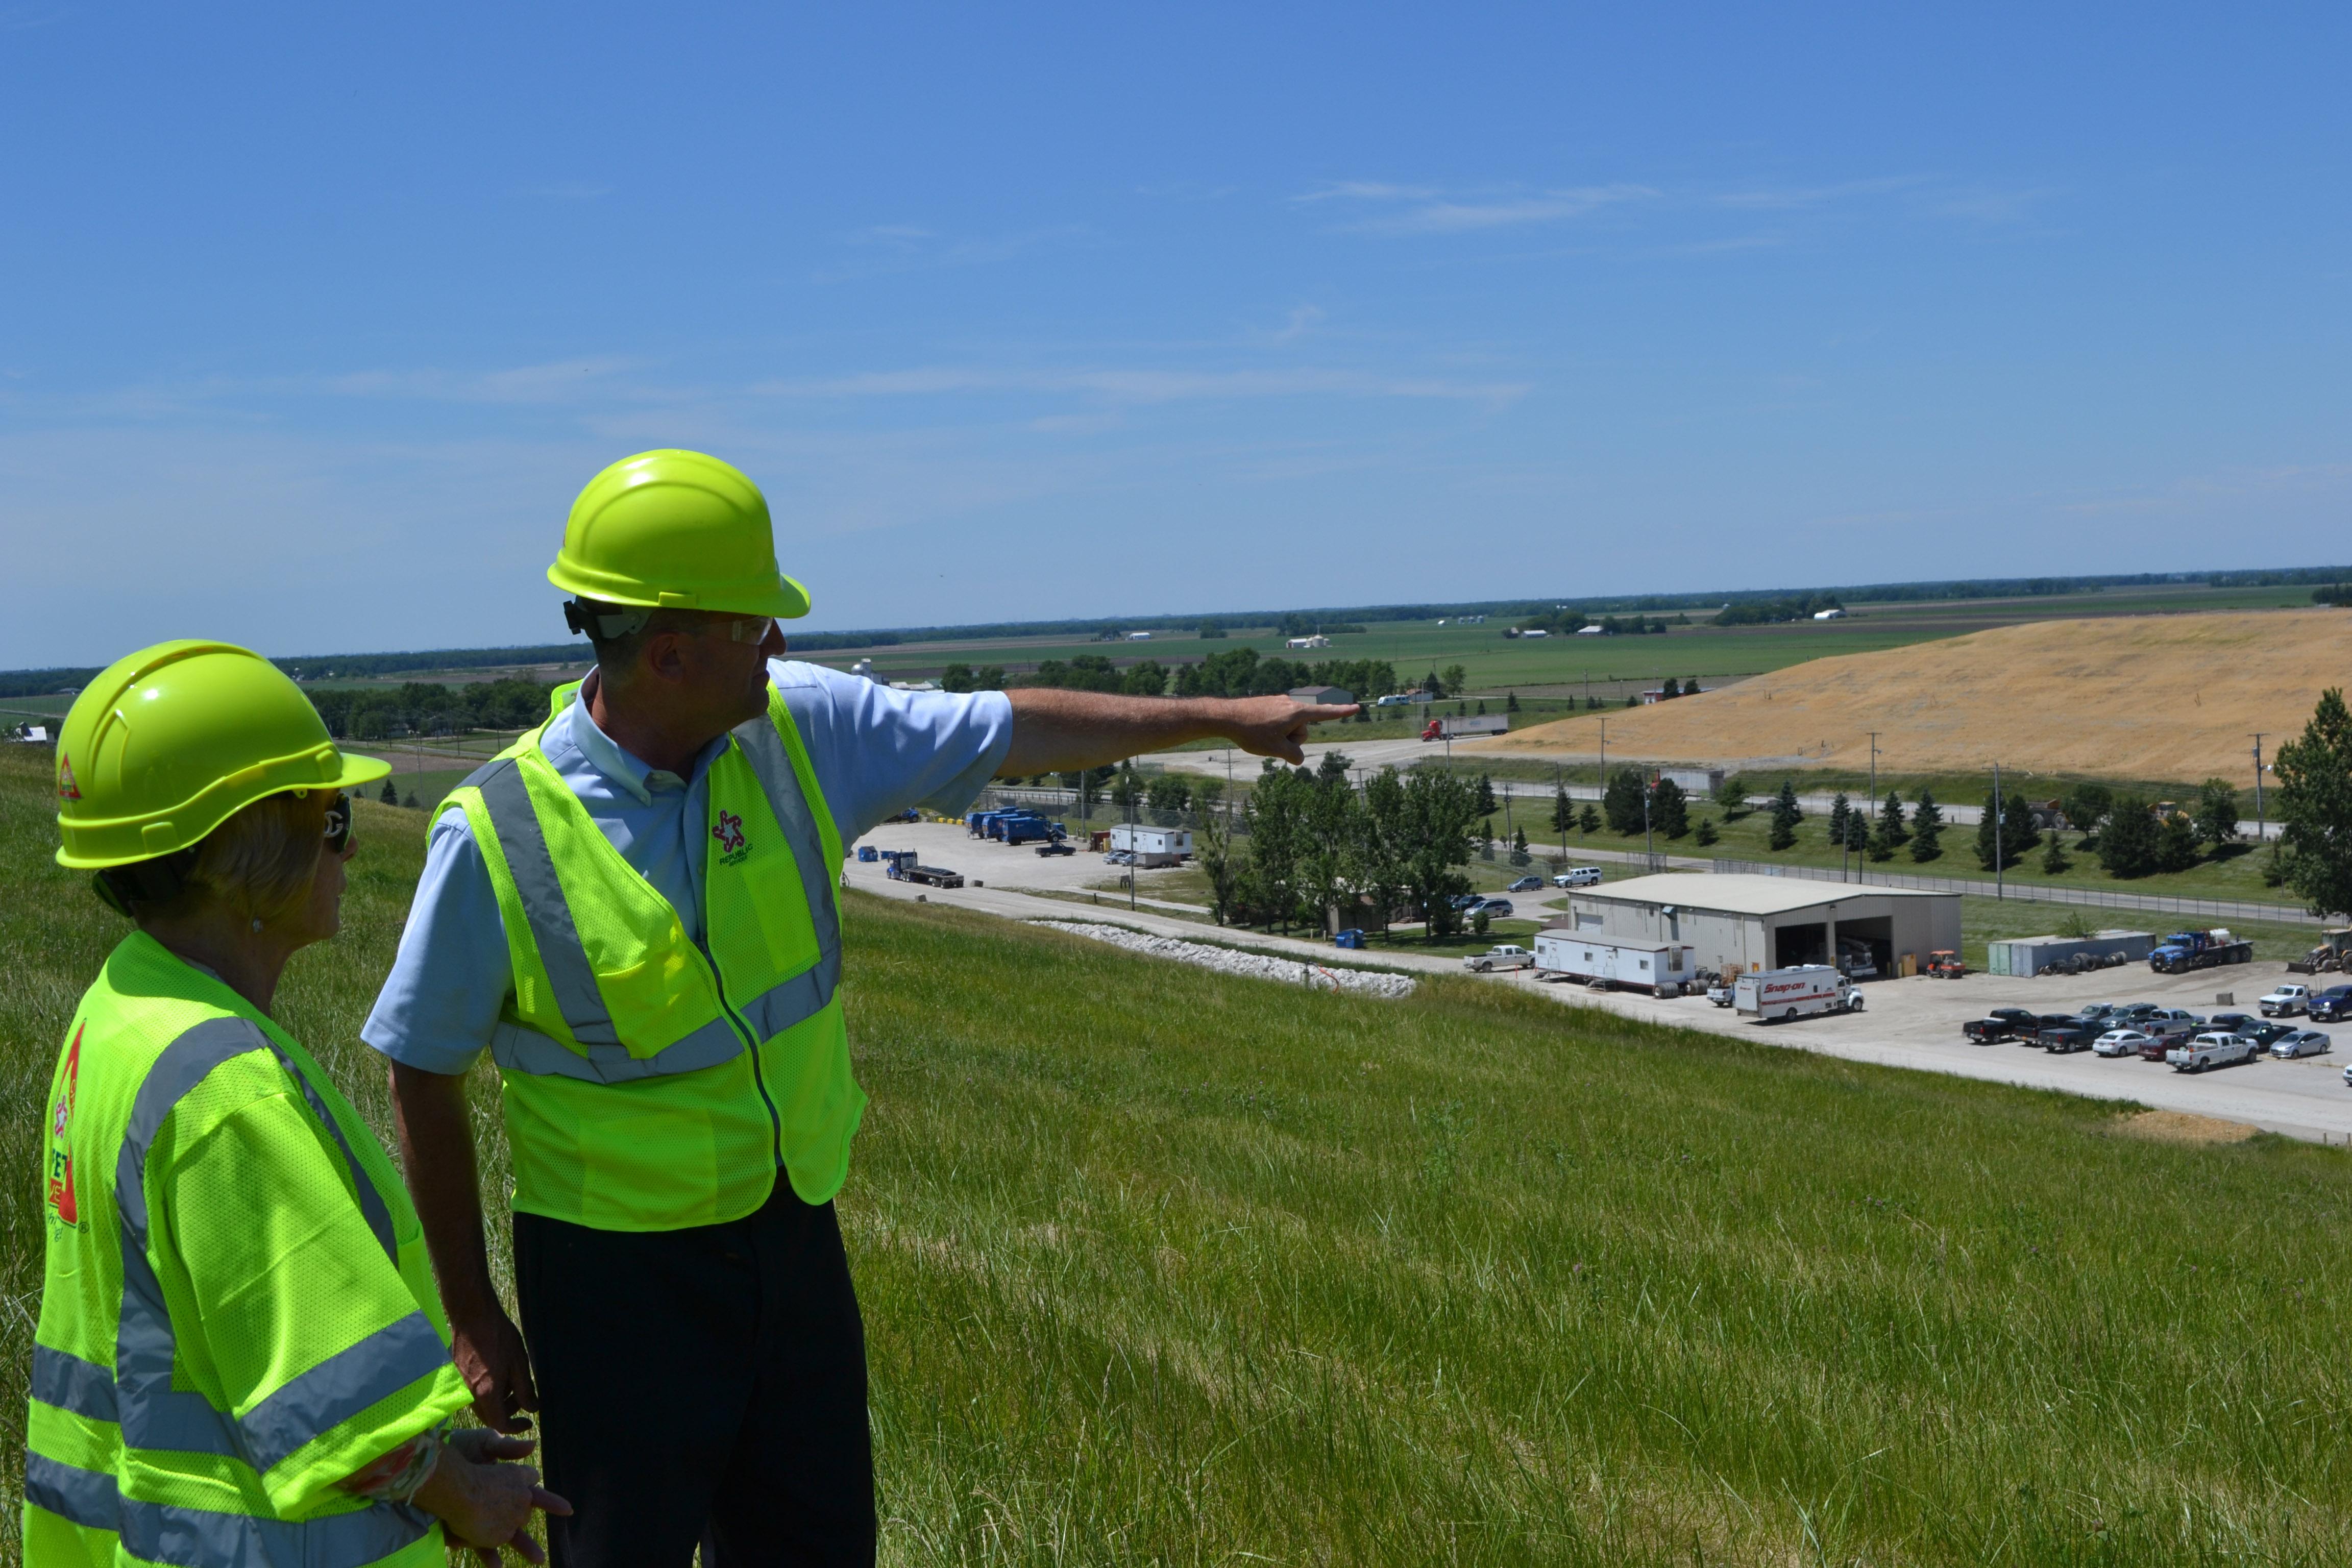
996, 689, 1362, 776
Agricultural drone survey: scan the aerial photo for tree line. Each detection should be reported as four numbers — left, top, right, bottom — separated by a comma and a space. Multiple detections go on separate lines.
306, 678, 554, 741
1193, 757, 1484, 941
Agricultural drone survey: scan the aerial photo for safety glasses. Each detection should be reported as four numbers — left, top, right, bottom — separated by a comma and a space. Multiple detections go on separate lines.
325, 791, 353, 857
700, 615, 776, 645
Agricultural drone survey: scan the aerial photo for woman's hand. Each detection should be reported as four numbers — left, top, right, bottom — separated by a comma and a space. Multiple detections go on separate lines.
413, 1429, 573, 1565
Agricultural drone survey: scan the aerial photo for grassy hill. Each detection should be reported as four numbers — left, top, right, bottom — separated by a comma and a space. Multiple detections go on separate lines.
1487, 609, 2345, 787
5, 743, 2352, 1563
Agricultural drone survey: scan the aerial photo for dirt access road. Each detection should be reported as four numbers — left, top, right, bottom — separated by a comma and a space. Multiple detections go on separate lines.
850, 821, 2352, 1144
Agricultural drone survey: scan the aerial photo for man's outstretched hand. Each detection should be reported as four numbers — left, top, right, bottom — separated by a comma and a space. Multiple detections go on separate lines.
1217, 695, 1364, 765
998, 688, 1362, 776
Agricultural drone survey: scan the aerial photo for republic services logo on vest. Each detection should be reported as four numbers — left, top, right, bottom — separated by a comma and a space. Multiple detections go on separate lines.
46, 1023, 82, 1225
714, 808, 751, 866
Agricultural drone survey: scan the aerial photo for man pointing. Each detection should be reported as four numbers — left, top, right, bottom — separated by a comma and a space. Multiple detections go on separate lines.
362, 450, 1355, 1566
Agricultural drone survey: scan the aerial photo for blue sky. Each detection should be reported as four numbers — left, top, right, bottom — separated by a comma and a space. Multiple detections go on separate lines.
3, 4, 2346, 667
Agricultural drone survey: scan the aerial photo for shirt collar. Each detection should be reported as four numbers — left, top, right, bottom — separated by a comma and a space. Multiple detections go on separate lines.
561, 670, 709, 805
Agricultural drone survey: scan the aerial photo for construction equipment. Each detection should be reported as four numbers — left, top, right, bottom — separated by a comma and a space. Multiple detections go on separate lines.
2288, 927, 2352, 974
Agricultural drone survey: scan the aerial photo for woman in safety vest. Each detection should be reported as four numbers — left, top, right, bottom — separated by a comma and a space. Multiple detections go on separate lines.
23, 640, 570, 1567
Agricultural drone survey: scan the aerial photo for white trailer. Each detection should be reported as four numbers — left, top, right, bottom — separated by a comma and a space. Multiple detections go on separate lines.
1734, 965, 1863, 1022
1107, 824, 1192, 866
1532, 933, 1696, 995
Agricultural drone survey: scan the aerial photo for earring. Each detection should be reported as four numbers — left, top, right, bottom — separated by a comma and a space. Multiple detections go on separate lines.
250, 918, 264, 934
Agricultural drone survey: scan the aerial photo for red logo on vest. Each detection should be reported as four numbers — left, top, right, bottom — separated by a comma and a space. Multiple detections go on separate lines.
47, 1024, 82, 1222
714, 810, 746, 854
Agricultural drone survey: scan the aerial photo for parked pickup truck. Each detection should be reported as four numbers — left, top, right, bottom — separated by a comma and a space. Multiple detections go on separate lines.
2261, 984, 2314, 1018
1463, 944, 1536, 973
1963, 1008, 2040, 1044
2036, 1015, 2102, 1054
2310, 986, 2352, 1023
2167, 1032, 2258, 1072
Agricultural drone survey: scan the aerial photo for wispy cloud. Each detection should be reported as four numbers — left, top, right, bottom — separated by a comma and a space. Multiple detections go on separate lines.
1270, 304, 1324, 343
1926, 184, 2055, 225
1713, 175, 1925, 210
1297, 181, 1657, 235
318, 357, 640, 404
752, 365, 1529, 406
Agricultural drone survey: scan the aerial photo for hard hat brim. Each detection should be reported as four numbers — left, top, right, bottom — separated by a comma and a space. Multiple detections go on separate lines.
55, 749, 397, 869
546, 564, 812, 621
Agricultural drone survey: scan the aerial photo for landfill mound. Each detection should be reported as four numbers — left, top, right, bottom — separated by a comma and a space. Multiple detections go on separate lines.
1476, 609, 2340, 783
1032, 921, 1418, 997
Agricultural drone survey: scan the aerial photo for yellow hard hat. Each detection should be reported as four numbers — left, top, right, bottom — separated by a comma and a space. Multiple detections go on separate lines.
54, 640, 391, 869
547, 450, 811, 620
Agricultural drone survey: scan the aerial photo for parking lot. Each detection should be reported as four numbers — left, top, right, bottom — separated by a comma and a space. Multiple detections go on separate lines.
848, 822, 2352, 1144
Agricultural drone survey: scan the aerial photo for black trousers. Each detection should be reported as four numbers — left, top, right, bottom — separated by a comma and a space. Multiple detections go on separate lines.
513, 1187, 876, 1568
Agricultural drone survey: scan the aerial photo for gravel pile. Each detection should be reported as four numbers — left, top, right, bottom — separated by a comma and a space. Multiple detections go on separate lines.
1032, 921, 1418, 998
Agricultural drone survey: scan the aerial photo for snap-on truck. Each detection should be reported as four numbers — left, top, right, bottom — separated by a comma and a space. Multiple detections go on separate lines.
1421, 714, 1510, 742
1532, 933, 1697, 995
1734, 965, 1864, 1022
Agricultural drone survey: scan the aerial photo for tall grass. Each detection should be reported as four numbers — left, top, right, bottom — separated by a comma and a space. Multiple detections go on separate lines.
5, 744, 2351, 1564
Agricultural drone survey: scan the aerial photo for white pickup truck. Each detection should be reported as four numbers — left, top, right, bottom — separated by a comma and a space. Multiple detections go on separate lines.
2167, 1032, 2257, 1072
2260, 984, 2312, 1018
1462, 944, 1536, 973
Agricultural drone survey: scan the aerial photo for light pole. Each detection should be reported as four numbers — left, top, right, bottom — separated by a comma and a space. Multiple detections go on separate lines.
1644, 769, 1654, 868
2251, 733, 2266, 841
1993, 760, 2004, 901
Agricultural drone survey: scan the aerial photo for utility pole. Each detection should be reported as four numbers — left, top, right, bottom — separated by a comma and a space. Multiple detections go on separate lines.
2251, 733, 2266, 842
1127, 765, 1138, 912
1993, 760, 2004, 901
1644, 769, 1654, 868
1867, 731, 1881, 818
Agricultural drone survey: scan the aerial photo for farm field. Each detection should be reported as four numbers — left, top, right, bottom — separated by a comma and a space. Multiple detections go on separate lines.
7, 740, 2352, 1563
1485, 609, 2350, 785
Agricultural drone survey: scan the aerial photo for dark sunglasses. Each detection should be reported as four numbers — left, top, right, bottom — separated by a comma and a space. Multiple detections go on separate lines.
325, 791, 353, 856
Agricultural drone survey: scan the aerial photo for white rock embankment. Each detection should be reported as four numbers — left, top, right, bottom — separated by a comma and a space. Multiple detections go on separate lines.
1031, 921, 1418, 998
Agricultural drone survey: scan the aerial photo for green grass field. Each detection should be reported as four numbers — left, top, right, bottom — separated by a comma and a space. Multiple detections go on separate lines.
8, 742, 2352, 1564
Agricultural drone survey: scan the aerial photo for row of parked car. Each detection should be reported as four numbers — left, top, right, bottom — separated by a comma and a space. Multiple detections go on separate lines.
1961, 1002, 2333, 1072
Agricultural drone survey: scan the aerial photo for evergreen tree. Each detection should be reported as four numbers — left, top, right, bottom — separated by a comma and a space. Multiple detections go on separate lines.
2155, 811, 2200, 874
1603, 768, 1647, 834
1768, 780, 1802, 850
1661, 676, 1680, 699
1475, 774, 1499, 815
2275, 688, 2352, 918
379, 776, 398, 805
1480, 820, 1496, 860
1506, 691, 1520, 712
2192, 777, 2241, 847
1908, 790, 1944, 862
1877, 791, 1907, 845
1844, 808, 1869, 854
1510, 825, 1530, 865
1654, 777, 1689, 839
1550, 785, 1575, 840
2040, 829, 2072, 875
1695, 816, 1719, 847
1578, 803, 1601, 836
2097, 796, 2159, 878
1827, 792, 1851, 846
1974, 790, 2037, 871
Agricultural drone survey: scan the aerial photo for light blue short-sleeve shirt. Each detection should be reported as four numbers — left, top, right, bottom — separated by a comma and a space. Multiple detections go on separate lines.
360, 659, 1012, 1075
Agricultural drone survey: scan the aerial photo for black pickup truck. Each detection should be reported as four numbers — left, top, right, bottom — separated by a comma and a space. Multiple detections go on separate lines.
2033, 1014, 2102, 1053
1963, 1008, 2039, 1044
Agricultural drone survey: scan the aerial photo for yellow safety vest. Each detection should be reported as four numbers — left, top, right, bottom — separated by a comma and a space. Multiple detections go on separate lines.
25, 933, 470, 1567
443, 683, 861, 1232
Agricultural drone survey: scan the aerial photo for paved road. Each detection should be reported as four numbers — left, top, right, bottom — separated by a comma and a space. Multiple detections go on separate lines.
850, 822, 2351, 1144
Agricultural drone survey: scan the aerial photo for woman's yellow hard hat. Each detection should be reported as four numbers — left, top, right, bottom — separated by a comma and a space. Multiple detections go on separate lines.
54, 640, 390, 869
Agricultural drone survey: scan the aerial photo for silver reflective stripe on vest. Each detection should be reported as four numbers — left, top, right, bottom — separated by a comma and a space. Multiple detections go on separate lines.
728, 712, 844, 1034
238, 1312, 448, 1473
491, 1010, 745, 1084
115, 1015, 440, 1472
115, 1017, 268, 1460
471, 755, 624, 1049
32, 1343, 117, 1421
118, 1493, 433, 1567
25, 1453, 118, 1530
476, 709, 843, 1083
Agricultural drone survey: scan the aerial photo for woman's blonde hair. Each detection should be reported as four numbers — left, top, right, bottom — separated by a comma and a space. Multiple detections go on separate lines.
146, 788, 329, 927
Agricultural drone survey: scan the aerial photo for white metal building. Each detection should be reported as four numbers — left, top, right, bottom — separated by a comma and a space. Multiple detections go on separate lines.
1548, 873, 1962, 977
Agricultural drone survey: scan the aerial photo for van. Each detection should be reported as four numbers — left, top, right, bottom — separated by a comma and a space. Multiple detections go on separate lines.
1553, 866, 1603, 888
